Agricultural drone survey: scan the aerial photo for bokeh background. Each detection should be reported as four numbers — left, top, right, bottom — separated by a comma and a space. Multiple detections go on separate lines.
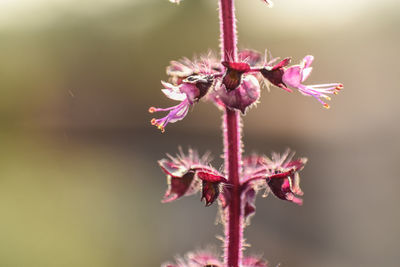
1, 0, 399, 266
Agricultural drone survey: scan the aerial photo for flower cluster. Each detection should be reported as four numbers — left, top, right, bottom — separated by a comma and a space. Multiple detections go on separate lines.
150, 49, 343, 132
155, 1, 343, 266
162, 248, 268, 267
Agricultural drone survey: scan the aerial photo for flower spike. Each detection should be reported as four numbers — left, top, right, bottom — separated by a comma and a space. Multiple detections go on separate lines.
154, 0, 339, 263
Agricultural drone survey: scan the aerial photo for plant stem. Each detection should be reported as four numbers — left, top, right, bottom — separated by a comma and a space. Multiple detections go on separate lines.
219, 0, 243, 266
223, 109, 243, 267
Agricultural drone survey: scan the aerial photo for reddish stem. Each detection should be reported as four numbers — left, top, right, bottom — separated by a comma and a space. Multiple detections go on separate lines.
219, 0, 243, 266
223, 109, 243, 267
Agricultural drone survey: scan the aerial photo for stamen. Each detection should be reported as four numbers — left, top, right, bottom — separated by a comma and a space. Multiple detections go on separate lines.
334, 91, 339, 95
323, 103, 330, 109
158, 125, 165, 133
324, 96, 331, 101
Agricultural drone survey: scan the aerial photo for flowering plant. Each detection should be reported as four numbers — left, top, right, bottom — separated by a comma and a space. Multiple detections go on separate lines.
150, 1, 343, 266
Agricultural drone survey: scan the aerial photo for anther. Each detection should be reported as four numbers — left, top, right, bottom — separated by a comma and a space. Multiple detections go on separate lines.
325, 96, 331, 101
323, 103, 330, 109
151, 118, 156, 125
148, 107, 156, 113
158, 125, 165, 133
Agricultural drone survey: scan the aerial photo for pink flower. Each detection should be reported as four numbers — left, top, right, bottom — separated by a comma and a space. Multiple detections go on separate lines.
282, 55, 343, 108
149, 75, 213, 132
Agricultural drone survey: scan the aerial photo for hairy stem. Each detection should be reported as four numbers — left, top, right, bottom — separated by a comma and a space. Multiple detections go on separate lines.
223, 109, 243, 267
219, 0, 243, 266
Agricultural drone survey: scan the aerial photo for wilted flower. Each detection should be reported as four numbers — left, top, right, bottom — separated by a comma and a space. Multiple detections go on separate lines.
197, 171, 227, 207
150, 75, 213, 132
260, 57, 292, 92
159, 148, 214, 203
282, 55, 343, 108
264, 150, 307, 205
222, 61, 251, 91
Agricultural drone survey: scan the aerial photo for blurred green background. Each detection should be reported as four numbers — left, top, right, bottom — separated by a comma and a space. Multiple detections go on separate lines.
1, 0, 399, 266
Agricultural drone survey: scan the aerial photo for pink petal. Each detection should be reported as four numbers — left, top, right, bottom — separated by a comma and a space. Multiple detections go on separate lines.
301, 67, 313, 82
302, 55, 314, 69
282, 66, 303, 88
161, 81, 187, 101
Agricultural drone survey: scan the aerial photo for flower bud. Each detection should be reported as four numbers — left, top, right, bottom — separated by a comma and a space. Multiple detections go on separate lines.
218, 75, 260, 114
